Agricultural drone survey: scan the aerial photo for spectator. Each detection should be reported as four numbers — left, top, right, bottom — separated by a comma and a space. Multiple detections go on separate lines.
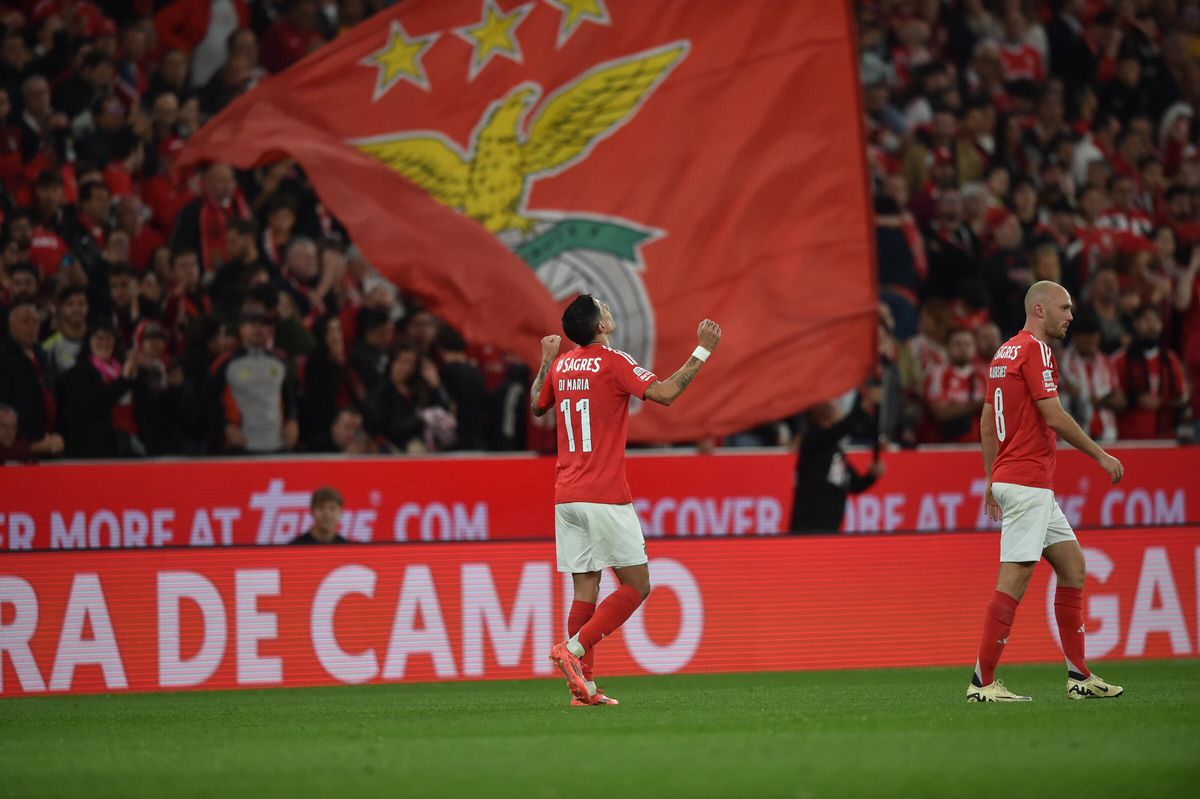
437, 325, 486, 450
28, 169, 71, 277
130, 319, 185, 455
364, 342, 451, 454
405, 306, 440, 357
790, 392, 884, 533
1061, 309, 1122, 443
1176, 248, 1200, 421
18, 75, 67, 161
982, 211, 1031, 334
1084, 267, 1129, 354
169, 162, 251, 272
300, 313, 362, 448
113, 195, 164, 272
1112, 304, 1190, 439
921, 326, 986, 443
155, 0, 251, 81
107, 263, 140, 348
0, 402, 64, 461
974, 321, 1002, 363
349, 306, 392, 395
290, 485, 348, 544
57, 320, 139, 458
322, 406, 382, 455
0, 301, 56, 445
63, 180, 110, 271
261, 0, 325, 75
280, 235, 319, 313
42, 285, 88, 380
876, 194, 920, 340
208, 303, 299, 453
163, 249, 210, 332
260, 191, 298, 268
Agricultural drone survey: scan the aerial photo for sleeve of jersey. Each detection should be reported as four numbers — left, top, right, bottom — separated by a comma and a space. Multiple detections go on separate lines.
612, 354, 658, 400
1021, 350, 1059, 401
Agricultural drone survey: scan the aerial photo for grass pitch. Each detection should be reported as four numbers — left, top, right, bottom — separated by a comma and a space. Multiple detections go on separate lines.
2, 660, 1197, 798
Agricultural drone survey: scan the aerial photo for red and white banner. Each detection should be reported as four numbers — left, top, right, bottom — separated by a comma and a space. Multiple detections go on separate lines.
1, 528, 1196, 697
0, 447, 1197, 550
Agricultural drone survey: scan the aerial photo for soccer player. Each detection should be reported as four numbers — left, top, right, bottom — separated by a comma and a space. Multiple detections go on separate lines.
533, 295, 720, 706
968, 280, 1125, 702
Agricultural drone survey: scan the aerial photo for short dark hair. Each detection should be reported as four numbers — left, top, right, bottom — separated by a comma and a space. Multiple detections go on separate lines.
108, 263, 135, 281
1133, 303, 1162, 321
78, 180, 109, 204
435, 324, 467, 353
1072, 307, 1101, 335
57, 285, 86, 305
8, 261, 38, 281
310, 486, 344, 510
562, 294, 600, 346
361, 307, 392, 333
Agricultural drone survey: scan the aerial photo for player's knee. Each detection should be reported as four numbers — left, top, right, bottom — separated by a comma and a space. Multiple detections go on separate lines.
637, 582, 652, 601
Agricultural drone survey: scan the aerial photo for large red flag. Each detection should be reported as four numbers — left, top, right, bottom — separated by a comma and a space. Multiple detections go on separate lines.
179, 0, 876, 442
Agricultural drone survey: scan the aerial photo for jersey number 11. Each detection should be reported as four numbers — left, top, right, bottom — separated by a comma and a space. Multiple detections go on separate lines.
559, 398, 592, 453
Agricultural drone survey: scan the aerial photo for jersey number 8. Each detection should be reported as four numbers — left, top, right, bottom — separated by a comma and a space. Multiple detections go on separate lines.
993, 387, 1006, 442
559, 398, 593, 453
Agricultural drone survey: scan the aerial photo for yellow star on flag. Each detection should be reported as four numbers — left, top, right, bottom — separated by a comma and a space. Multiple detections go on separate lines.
361, 20, 439, 99
545, 0, 610, 48
456, 0, 533, 82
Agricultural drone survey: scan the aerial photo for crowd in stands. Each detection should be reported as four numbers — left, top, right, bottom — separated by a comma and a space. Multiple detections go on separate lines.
0, 0, 550, 462
861, 0, 1199, 448
0, 0, 1198, 463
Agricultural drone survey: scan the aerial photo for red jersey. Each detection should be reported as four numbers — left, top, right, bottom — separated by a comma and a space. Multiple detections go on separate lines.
923, 362, 987, 443
536, 343, 658, 505
987, 330, 1060, 489
998, 43, 1045, 82
1111, 346, 1187, 439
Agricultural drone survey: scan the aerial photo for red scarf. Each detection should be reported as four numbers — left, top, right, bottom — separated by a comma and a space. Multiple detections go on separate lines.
198, 191, 250, 271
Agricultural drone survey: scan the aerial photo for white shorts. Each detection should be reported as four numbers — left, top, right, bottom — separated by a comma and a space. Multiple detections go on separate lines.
991, 482, 1077, 563
555, 502, 648, 573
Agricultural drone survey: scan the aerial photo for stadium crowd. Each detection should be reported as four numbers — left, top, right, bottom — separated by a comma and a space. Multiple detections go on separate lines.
0, 0, 550, 461
0, 0, 1198, 463
860, 0, 1199, 449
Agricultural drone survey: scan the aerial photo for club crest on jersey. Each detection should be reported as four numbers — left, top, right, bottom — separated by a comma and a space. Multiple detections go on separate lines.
352, 23, 693, 372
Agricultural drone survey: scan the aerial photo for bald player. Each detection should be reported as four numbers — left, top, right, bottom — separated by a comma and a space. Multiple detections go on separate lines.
969, 280, 1126, 702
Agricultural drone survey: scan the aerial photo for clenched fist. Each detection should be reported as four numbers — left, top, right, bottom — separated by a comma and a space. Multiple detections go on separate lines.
541, 335, 562, 362
697, 319, 721, 351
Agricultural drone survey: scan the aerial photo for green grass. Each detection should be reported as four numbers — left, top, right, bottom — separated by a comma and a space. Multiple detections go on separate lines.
2, 660, 1198, 798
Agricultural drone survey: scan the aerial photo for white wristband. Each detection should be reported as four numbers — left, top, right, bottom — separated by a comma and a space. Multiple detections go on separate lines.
691, 346, 711, 363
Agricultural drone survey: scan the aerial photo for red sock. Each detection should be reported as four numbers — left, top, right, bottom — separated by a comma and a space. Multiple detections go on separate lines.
567, 600, 596, 681
974, 590, 1019, 686
1055, 586, 1090, 678
576, 585, 643, 653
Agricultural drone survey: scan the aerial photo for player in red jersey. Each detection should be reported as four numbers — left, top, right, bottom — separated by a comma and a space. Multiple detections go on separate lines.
968, 281, 1126, 702
533, 294, 720, 706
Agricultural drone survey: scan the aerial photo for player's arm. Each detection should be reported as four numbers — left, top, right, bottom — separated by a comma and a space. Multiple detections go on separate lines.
980, 403, 1001, 521
644, 319, 721, 406
530, 335, 560, 418
1036, 395, 1124, 484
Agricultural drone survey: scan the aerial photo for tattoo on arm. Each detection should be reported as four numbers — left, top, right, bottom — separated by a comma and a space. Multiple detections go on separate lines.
530, 361, 551, 416
671, 356, 703, 394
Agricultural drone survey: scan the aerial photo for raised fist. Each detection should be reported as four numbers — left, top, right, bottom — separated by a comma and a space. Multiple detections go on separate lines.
541, 335, 562, 361
697, 319, 721, 351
